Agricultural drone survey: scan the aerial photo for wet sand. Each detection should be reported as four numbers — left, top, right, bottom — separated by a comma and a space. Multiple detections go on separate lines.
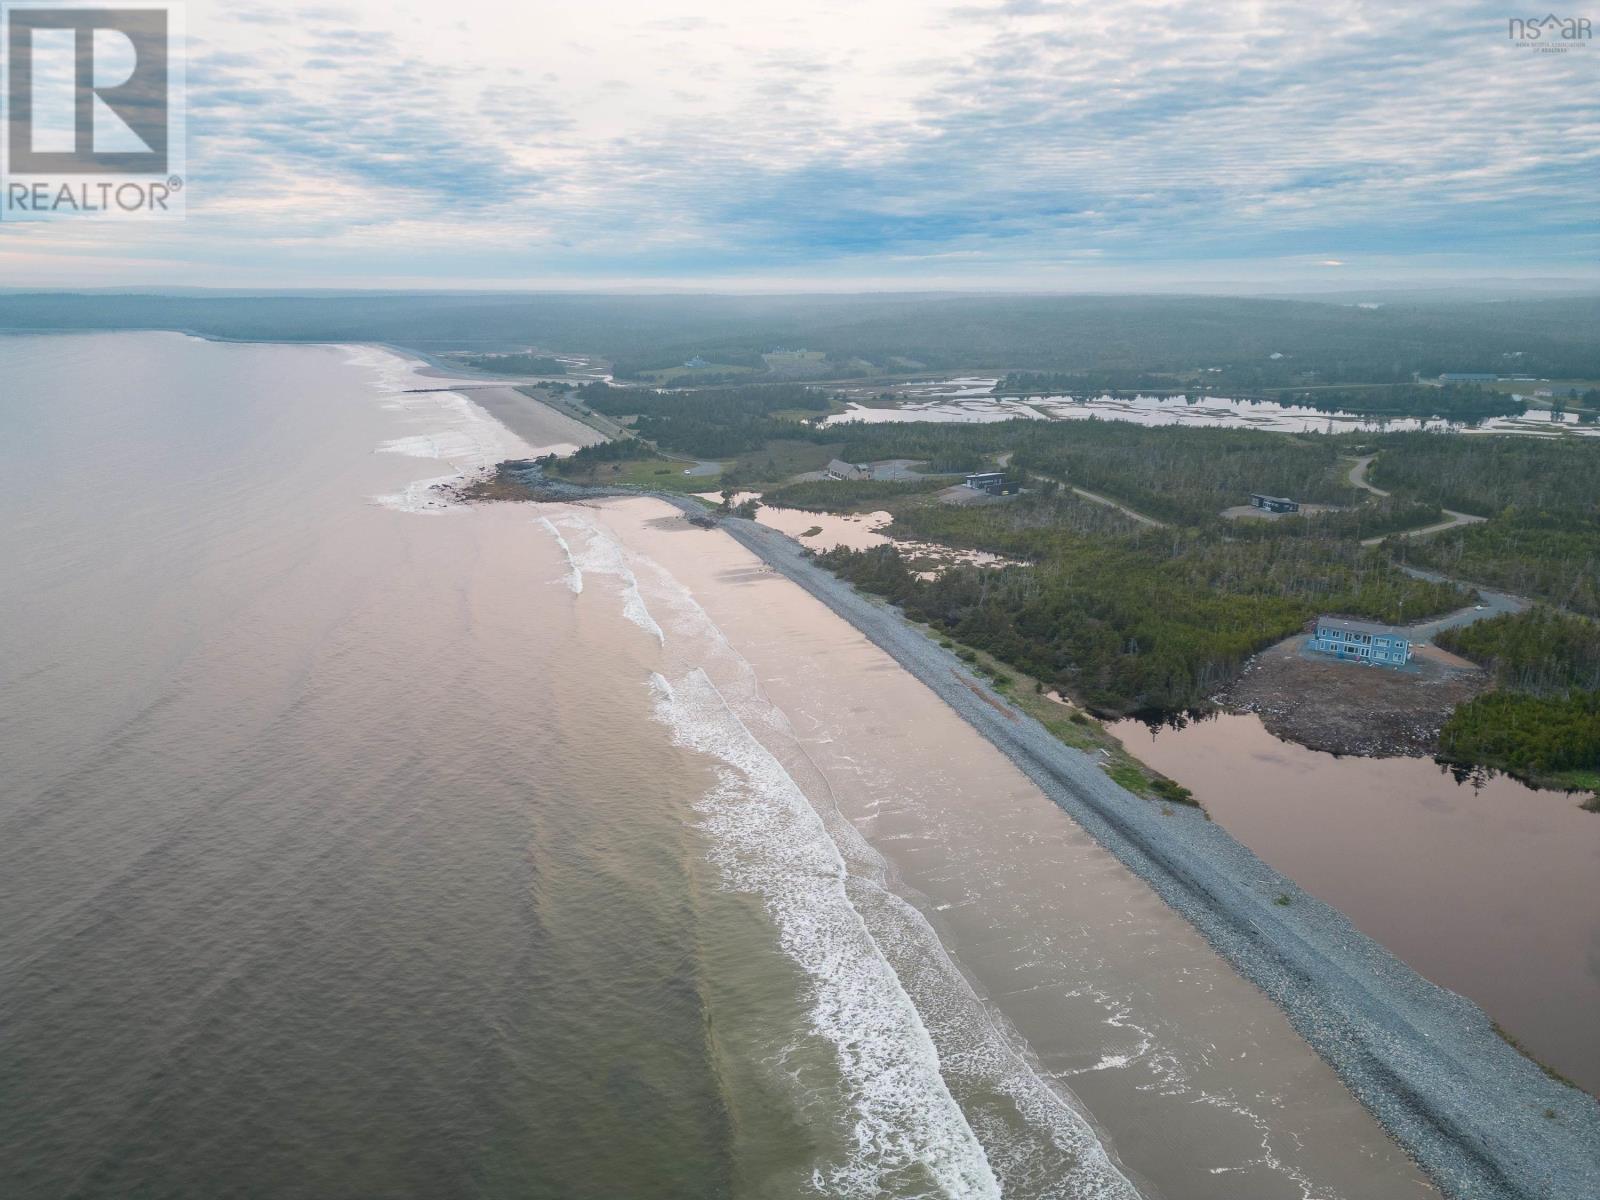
1111, 711, 1600, 1096
456, 385, 604, 458
594, 497, 1437, 1200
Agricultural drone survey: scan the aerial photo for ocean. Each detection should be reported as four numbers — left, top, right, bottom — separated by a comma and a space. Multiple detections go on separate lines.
0, 333, 1432, 1199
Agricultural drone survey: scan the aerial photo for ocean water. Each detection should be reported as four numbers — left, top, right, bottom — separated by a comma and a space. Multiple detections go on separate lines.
0, 333, 1135, 1199
3, 332, 1445, 1200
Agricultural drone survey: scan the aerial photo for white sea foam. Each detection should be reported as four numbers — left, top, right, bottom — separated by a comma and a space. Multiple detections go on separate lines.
540, 507, 1143, 1196
630, 553, 1141, 1196
538, 517, 583, 593
548, 515, 663, 642
650, 668, 1002, 1199
343, 344, 533, 514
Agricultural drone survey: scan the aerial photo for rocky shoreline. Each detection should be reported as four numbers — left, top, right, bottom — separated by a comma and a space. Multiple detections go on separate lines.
474, 461, 1600, 1199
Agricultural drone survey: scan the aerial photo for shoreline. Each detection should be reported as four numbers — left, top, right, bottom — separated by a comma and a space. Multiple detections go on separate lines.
643, 498, 1600, 1200
607, 496, 1431, 1198
84, 335, 1600, 1194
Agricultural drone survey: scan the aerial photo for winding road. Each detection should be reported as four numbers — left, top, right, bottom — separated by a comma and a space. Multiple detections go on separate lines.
999, 455, 1169, 528
1349, 454, 1486, 546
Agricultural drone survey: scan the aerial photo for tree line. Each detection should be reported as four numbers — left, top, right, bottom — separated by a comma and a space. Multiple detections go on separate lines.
1435, 607, 1600, 694
1438, 691, 1600, 782
812, 489, 1464, 715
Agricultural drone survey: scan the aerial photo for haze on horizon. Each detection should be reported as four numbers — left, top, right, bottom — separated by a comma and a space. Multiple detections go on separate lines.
1, 0, 1595, 293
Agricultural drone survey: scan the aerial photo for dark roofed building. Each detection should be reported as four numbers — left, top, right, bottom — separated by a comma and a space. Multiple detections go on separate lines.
1249, 493, 1300, 514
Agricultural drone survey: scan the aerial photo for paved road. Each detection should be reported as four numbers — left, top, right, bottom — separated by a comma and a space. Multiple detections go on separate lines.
1396, 566, 1530, 640
1349, 454, 1487, 546
1348, 453, 1386, 496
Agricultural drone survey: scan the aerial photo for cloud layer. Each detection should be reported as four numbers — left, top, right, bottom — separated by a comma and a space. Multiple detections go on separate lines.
4, 0, 1595, 288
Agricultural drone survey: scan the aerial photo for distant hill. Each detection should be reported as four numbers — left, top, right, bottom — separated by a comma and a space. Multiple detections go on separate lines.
2, 291, 1596, 381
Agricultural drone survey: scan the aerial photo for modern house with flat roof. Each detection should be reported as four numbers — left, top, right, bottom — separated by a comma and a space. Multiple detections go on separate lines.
1249, 493, 1300, 514
1310, 617, 1412, 667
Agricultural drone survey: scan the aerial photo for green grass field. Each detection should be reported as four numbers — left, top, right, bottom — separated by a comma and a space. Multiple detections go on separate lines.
564, 457, 722, 493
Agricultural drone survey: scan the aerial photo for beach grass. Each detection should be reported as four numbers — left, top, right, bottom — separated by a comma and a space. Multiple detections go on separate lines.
931, 632, 1203, 812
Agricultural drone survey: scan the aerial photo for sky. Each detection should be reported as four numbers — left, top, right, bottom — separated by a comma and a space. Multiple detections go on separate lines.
1, 0, 1596, 291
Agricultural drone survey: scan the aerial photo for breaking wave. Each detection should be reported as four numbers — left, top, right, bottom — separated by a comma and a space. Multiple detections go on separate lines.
651, 667, 1002, 1198
345, 345, 531, 514
538, 517, 583, 593
543, 514, 663, 642
528, 504, 1142, 1198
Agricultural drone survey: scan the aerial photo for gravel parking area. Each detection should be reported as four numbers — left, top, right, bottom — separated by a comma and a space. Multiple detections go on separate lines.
1221, 635, 1489, 756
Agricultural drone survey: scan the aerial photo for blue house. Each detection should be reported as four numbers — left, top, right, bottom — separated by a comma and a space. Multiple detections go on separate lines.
1310, 617, 1412, 667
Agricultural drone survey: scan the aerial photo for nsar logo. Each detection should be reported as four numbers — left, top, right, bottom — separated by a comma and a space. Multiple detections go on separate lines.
1508, 13, 1593, 50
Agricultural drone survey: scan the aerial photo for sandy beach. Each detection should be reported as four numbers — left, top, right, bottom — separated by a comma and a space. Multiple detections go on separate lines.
274, 348, 1600, 1196
464, 385, 605, 458
539, 495, 1440, 1199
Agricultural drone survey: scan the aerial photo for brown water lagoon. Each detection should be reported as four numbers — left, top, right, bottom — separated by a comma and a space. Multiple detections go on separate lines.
1110, 710, 1600, 1095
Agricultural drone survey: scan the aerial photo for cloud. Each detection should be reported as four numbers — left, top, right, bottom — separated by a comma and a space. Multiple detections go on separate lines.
3, 0, 1596, 288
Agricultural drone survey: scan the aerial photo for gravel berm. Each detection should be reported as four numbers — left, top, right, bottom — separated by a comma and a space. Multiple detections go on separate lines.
650, 500, 1599, 1200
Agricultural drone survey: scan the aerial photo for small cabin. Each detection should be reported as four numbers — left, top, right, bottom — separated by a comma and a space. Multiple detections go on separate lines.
1249, 493, 1299, 514
1310, 617, 1412, 667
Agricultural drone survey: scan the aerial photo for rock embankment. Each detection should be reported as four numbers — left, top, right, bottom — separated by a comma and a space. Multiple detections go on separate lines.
465, 464, 1600, 1199
660, 501, 1600, 1200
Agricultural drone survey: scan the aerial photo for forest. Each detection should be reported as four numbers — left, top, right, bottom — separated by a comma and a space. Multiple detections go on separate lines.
1367, 433, 1600, 615
1365, 431, 1600, 514
1438, 691, 1600, 782
821, 419, 1364, 524
1435, 608, 1600, 693
1433, 608, 1600, 788
758, 476, 951, 511
1390, 514, 1600, 618
1010, 424, 1357, 524
812, 489, 1464, 714
992, 371, 1183, 394
545, 438, 658, 473
4, 291, 1599, 379
572, 381, 828, 457
451, 352, 566, 375
1291, 385, 1521, 421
